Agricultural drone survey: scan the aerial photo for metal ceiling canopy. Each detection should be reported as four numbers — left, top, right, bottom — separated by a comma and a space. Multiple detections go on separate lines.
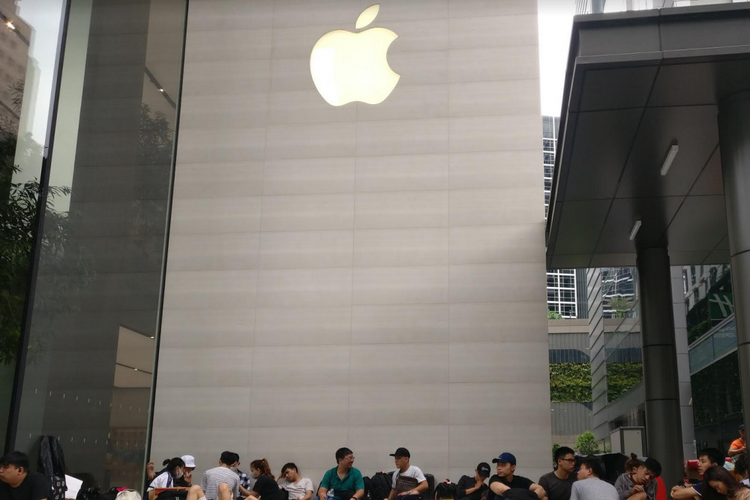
545, 3, 750, 269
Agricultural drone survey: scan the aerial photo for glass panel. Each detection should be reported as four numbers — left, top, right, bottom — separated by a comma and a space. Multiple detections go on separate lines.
0, 0, 66, 449
13, 0, 186, 490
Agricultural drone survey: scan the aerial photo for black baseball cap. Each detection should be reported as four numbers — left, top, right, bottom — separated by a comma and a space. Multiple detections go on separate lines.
740, 424, 745, 432
390, 447, 411, 458
477, 463, 491, 478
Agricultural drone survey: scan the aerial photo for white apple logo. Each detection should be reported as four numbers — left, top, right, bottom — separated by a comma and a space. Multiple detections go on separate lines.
310, 4, 400, 106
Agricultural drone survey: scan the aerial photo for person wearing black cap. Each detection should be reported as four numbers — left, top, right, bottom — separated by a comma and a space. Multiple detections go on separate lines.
387, 448, 428, 499
488, 453, 546, 500
454, 463, 491, 500
538, 447, 576, 500
730, 425, 747, 457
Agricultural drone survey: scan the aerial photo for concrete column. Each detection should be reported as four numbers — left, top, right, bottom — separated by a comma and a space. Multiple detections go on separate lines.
718, 90, 750, 435
636, 248, 684, 489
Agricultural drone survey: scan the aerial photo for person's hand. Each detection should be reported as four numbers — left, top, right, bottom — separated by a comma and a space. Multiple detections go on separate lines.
632, 485, 644, 494
147, 462, 155, 480
184, 470, 192, 485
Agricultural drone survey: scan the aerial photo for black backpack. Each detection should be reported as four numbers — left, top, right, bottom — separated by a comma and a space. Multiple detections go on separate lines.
434, 482, 457, 500
369, 472, 394, 500
38, 435, 67, 500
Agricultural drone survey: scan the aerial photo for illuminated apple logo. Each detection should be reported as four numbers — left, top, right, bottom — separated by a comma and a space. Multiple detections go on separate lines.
310, 4, 400, 106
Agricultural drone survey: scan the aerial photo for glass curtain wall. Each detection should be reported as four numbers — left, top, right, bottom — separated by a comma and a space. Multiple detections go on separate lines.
11, 0, 186, 490
0, 0, 66, 450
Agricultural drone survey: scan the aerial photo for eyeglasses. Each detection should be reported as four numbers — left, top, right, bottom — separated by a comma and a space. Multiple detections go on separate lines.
560, 459, 576, 463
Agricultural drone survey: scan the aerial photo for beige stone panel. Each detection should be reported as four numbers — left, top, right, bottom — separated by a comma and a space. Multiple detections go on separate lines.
350, 344, 448, 384
355, 191, 448, 229
449, 151, 540, 190
449, 115, 541, 153
260, 230, 353, 269
249, 386, 350, 427
360, 0, 448, 22
356, 154, 449, 193
270, 58, 315, 92
357, 119, 449, 157
376, 18, 449, 53
168, 232, 260, 271
178, 128, 267, 163
448, 15, 538, 49
264, 157, 355, 195
348, 384, 449, 426
268, 89, 357, 125
261, 193, 354, 232
266, 122, 356, 160
354, 228, 449, 267
186, 0, 274, 31
185, 28, 273, 62
272, 24, 335, 59
182, 59, 271, 96
353, 266, 449, 305
388, 50, 449, 85
352, 304, 449, 344
251, 345, 350, 387
170, 196, 262, 235
448, 45, 539, 83
449, 342, 550, 383
173, 162, 264, 199
180, 93, 269, 130
449, 302, 547, 343
159, 309, 255, 348
254, 307, 352, 346
450, 188, 543, 226
153, 387, 250, 428
449, 263, 547, 304
447, 0, 537, 18
449, 80, 541, 118
356, 84, 449, 122
163, 270, 257, 310
449, 224, 545, 265
257, 268, 352, 308
448, 383, 551, 427
272, 0, 362, 28
347, 425, 450, 474
156, 347, 253, 388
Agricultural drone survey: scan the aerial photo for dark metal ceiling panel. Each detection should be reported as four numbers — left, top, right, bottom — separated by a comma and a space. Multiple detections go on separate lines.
579, 66, 658, 112
615, 106, 719, 199
648, 59, 750, 107
554, 199, 611, 256
564, 109, 642, 201
690, 147, 723, 196
662, 194, 727, 252
590, 253, 637, 268
595, 196, 684, 254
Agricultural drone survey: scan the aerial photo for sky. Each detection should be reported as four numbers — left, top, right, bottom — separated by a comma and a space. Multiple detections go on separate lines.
537, 0, 577, 117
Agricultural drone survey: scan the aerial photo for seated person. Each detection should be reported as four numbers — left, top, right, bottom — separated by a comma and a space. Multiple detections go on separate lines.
246, 459, 282, 500
671, 448, 724, 499
186, 451, 240, 500
614, 457, 661, 500
702, 465, 750, 499
538, 447, 576, 500
454, 463, 491, 500
319, 448, 365, 500
488, 453, 546, 500
177, 456, 197, 487
0, 451, 50, 500
149, 457, 186, 490
387, 448, 428, 499
571, 456, 618, 500
278, 463, 313, 500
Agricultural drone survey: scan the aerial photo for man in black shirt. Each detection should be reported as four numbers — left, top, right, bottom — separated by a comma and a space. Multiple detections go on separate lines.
538, 447, 576, 500
455, 463, 491, 500
488, 453, 545, 500
0, 451, 50, 500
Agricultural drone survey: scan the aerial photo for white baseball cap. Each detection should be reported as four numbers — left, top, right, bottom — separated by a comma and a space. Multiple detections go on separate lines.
181, 455, 196, 468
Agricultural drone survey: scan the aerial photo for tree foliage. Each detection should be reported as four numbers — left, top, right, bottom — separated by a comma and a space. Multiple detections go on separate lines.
606, 363, 643, 402
550, 363, 593, 402
575, 431, 600, 455
548, 310, 563, 320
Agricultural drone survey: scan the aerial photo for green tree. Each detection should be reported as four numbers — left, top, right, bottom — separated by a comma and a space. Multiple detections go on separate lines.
548, 310, 563, 320
575, 431, 600, 455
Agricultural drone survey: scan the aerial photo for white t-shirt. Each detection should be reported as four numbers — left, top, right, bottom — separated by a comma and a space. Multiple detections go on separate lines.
149, 471, 174, 490
280, 478, 314, 500
392, 466, 426, 493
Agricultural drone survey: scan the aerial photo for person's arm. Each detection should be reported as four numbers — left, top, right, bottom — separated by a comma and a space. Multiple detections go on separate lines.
626, 492, 647, 500
318, 488, 329, 500
405, 480, 428, 495
730, 443, 747, 456
353, 489, 365, 500
318, 471, 331, 500
240, 486, 254, 497
301, 490, 314, 500
670, 486, 700, 500
490, 481, 510, 496
529, 482, 546, 499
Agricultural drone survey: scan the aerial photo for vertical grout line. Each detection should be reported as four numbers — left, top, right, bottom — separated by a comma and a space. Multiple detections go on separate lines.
445, 4, 452, 480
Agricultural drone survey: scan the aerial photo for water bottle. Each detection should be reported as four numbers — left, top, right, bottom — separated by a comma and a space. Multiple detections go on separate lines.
327, 490, 335, 500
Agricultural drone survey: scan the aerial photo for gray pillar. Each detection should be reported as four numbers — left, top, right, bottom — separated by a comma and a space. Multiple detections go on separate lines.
637, 247, 684, 489
718, 90, 750, 435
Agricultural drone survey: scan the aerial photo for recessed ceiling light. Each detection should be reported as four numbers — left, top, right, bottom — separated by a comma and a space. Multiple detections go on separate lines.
660, 143, 679, 176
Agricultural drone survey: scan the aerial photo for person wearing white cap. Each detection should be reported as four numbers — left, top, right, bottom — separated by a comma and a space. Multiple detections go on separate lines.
180, 456, 197, 487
